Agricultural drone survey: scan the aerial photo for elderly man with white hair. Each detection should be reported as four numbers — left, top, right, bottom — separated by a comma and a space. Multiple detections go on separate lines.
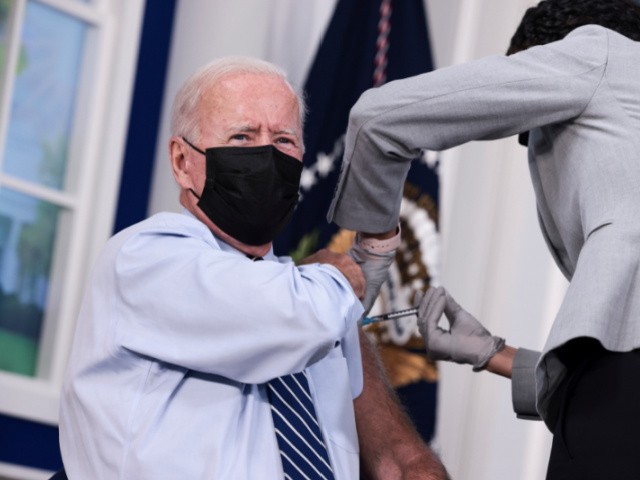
57, 56, 447, 480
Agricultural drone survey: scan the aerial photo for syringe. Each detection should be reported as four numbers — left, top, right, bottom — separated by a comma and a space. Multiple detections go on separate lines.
360, 307, 419, 326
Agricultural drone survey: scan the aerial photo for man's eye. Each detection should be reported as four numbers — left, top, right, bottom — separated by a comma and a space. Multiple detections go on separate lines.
275, 137, 294, 145
230, 134, 249, 141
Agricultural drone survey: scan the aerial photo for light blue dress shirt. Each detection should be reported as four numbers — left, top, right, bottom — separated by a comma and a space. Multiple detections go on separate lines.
59, 211, 364, 479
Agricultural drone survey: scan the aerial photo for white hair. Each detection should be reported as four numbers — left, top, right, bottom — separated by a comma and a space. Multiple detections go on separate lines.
171, 56, 307, 143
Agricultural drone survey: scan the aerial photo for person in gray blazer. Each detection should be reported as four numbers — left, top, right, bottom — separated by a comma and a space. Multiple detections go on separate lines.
327, 0, 640, 478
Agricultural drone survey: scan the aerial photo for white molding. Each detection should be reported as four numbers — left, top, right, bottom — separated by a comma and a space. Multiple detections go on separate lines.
0, 371, 59, 424
0, 175, 76, 208
0, 0, 27, 173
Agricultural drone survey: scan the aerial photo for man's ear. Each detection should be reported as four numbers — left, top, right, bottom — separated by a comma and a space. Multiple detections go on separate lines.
169, 136, 192, 188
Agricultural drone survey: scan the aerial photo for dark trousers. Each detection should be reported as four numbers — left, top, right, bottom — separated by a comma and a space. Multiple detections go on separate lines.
546, 342, 640, 480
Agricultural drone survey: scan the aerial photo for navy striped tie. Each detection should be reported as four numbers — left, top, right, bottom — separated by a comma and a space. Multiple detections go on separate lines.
267, 371, 335, 479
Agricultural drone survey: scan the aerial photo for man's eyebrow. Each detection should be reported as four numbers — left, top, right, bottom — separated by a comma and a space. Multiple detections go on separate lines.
274, 128, 299, 137
224, 124, 300, 139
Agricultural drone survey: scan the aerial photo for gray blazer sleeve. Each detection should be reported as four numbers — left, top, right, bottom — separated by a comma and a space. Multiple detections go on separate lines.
327, 26, 607, 233
512, 348, 542, 420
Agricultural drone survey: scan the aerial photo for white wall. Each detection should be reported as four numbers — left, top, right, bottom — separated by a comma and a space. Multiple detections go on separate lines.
149, 1, 569, 478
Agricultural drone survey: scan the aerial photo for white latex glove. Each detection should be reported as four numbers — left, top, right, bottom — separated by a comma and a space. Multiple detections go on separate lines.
347, 227, 401, 314
415, 286, 505, 371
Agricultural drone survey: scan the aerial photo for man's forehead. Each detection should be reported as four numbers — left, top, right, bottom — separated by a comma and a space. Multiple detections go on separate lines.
209, 71, 292, 97
199, 76, 300, 132
203, 73, 296, 107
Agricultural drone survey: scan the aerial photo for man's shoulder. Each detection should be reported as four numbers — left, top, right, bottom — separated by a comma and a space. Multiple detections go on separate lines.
106, 211, 215, 253
115, 211, 208, 238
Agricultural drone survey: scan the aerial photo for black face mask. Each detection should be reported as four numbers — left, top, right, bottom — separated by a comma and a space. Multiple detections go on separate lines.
183, 138, 302, 246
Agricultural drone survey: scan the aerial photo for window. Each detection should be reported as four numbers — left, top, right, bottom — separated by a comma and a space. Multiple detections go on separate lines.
0, 0, 144, 425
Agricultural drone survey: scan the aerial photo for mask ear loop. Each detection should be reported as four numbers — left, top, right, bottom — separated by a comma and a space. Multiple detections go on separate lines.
182, 137, 207, 155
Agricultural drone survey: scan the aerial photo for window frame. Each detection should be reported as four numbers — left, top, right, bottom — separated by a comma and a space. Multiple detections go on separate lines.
0, 0, 145, 425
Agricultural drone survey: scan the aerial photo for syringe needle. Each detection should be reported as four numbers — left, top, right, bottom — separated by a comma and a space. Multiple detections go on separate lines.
359, 307, 419, 326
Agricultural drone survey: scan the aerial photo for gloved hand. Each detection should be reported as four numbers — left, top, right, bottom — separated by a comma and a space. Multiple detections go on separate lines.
415, 286, 505, 371
348, 227, 401, 314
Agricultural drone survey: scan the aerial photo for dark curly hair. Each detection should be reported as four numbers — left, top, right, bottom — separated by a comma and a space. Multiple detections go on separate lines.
507, 0, 640, 54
